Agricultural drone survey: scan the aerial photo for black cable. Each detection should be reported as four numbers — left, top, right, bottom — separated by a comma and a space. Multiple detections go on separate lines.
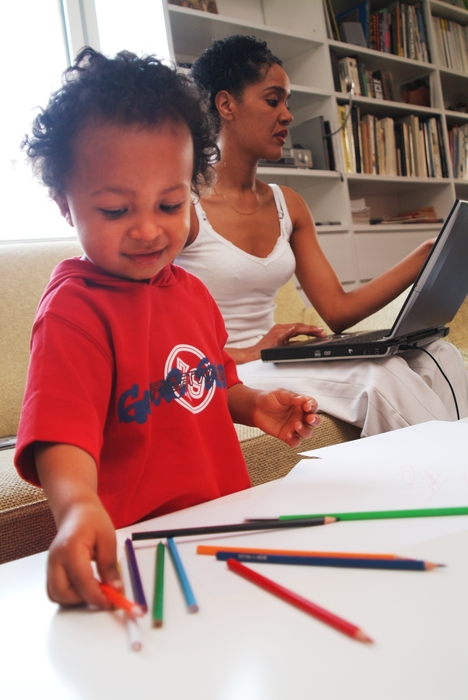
325, 81, 354, 137
405, 344, 460, 420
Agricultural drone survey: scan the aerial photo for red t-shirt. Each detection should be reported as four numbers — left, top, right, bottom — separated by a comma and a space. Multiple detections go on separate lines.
15, 259, 251, 528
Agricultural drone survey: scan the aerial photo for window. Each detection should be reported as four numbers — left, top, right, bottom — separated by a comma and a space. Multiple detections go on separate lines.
1, 0, 169, 242
1, 1, 70, 241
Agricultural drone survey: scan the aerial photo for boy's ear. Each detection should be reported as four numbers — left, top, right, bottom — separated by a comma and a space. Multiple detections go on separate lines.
54, 193, 74, 227
214, 90, 237, 122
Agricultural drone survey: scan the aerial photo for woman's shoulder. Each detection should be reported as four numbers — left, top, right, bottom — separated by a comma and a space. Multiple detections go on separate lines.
269, 184, 310, 222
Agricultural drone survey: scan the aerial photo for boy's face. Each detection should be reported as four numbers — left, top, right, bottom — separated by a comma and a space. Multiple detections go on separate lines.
57, 120, 194, 280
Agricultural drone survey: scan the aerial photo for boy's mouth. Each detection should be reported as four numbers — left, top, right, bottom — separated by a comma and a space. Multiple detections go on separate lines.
125, 250, 163, 265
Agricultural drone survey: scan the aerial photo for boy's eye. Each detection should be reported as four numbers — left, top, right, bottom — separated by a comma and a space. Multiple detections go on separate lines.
160, 202, 183, 213
99, 208, 128, 219
267, 99, 279, 107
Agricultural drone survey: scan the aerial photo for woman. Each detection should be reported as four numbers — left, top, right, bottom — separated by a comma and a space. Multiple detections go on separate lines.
176, 35, 468, 436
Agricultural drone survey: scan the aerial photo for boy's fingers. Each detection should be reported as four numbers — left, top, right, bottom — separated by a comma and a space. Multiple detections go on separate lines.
95, 535, 121, 590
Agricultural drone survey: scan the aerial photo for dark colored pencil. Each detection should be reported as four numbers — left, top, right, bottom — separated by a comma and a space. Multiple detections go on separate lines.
124, 537, 148, 612
131, 517, 335, 541
215, 551, 444, 571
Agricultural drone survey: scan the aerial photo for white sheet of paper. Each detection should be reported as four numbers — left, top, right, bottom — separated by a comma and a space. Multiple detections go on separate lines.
252, 420, 468, 519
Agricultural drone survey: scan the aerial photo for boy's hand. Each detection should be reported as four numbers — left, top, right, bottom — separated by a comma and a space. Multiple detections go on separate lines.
228, 385, 320, 448
251, 389, 320, 447
34, 443, 120, 610
46, 499, 120, 609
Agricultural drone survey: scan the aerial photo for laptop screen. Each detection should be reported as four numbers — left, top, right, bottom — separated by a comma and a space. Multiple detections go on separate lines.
390, 199, 468, 338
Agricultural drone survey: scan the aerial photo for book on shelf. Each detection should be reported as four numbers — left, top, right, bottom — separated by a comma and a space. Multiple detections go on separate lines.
431, 16, 468, 72
369, 2, 430, 62
340, 110, 447, 178
337, 56, 361, 94
335, 1, 370, 46
449, 123, 468, 179
351, 105, 363, 173
361, 114, 377, 174
380, 206, 442, 224
351, 197, 371, 224
169, 0, 218, 12
337, 104, 355, 173
336, 55, 397, 103
323, 0, 341, 41
400, 75, 431, 108
340, 22, 367, 47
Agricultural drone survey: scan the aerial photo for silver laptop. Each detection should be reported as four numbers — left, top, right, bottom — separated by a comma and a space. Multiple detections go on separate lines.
261, 199, 468, 363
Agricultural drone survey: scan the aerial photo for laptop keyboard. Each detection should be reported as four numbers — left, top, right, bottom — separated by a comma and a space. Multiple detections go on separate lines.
330, 329, 391, 344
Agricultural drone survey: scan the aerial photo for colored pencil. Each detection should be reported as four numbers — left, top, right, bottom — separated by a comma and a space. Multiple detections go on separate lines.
226, 558, 373, 644
167, 537, 199, 613
152, 542, 165, 628
124, 537, 148, 612
215, 551, 443, 571
278, 506, 468, 521
98, 582, 145, 617
131, 517, 335, 541
197, 545, 401, 560
119, 558, 142, 651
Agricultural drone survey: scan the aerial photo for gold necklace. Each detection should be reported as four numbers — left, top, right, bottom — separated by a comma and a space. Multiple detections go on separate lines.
214, 186, 262, 215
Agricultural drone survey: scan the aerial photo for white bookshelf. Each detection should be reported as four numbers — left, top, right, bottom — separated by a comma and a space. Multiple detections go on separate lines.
163, 0, 468, 288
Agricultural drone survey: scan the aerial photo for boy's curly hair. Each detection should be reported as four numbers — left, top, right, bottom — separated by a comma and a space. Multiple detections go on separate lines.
22, 47, 218, 197
190, 35, 283, 133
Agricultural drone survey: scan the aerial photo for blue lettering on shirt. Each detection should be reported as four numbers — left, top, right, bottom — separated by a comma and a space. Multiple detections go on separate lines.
117, 356, 226, 424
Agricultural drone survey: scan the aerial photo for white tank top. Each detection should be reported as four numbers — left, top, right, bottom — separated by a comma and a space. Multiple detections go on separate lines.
175, 184, 296, 347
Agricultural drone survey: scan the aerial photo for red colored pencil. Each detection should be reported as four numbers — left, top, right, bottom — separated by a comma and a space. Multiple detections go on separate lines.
226, 558, 373, 644
98, 582, 145, 617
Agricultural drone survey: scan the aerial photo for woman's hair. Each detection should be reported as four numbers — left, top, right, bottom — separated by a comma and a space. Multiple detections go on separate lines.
190, 35, 283, 132
22, 47, 218, 197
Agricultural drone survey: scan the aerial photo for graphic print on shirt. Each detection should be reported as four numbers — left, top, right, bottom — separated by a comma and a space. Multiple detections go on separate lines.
117, 344, 227, 423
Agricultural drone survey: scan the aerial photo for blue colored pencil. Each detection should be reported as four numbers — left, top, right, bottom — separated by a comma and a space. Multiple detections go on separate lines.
167, 538, 199, 613
215, 551, 443, 571
124, 537, 148, 612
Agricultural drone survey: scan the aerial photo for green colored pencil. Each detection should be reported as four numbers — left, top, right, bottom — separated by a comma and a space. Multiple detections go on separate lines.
279, 506, 468, 522
152, 542, 165, 628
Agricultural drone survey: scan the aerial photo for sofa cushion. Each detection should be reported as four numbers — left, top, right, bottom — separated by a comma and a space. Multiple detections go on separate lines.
0, 239, 83, 438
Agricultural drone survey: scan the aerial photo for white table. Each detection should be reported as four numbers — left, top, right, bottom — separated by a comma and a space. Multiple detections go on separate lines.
2, 432, 468, 700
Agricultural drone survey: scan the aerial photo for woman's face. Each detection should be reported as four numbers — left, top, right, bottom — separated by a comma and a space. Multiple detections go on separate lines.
224, 62, 293, 162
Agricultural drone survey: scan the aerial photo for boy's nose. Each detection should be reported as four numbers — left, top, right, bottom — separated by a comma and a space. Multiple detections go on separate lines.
129, 217, 162, 241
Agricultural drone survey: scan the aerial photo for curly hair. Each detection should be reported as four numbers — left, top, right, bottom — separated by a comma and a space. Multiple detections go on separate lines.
22, 47, 218, 197
190, 35, 283, 133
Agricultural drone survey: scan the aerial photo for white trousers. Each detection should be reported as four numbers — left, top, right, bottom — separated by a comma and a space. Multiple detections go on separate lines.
237, 341, 468, 437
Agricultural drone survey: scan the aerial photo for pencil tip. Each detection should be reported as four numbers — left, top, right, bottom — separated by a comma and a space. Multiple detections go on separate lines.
355, 630, 374, 644
189, 604, 199, 614
324, 516, 337, 524
152, 620, 163, 628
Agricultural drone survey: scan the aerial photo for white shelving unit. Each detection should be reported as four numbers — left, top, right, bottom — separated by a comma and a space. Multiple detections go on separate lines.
163, 0, 468, 289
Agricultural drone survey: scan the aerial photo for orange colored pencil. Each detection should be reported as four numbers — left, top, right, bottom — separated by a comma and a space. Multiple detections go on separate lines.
197, 544, 400, 560
98, 582, 145, 617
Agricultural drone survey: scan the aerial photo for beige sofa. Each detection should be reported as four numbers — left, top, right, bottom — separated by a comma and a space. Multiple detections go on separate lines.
1, 239, 467, 564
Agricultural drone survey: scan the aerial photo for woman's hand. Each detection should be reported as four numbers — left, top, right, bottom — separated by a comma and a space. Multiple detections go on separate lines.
226, 323, 327, 364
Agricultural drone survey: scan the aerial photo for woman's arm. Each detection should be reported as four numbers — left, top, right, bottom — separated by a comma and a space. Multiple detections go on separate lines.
35, 442, 120, 608
285, 188, 434, 333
